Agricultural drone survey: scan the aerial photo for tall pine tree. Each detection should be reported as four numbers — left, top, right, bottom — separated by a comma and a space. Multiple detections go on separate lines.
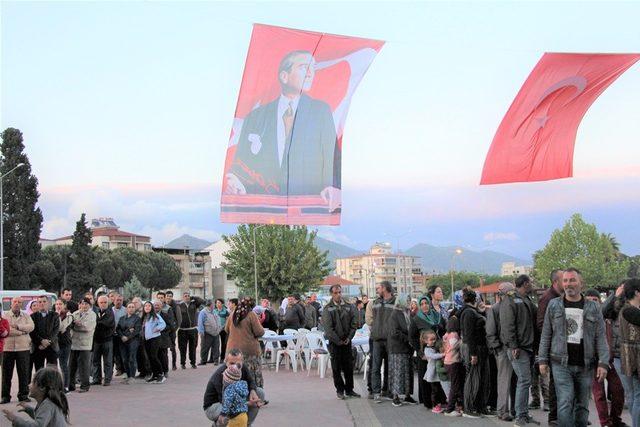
1, 128, 43, 289
67, 213, 96, 295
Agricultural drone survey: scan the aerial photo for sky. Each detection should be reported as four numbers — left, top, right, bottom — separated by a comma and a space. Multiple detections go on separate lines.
2, 1, 640, 260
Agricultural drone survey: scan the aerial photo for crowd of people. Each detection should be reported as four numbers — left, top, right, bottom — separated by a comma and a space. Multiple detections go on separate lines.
0, 271, 638, 427
352, 269, 640, 427
0, 287, 274, 426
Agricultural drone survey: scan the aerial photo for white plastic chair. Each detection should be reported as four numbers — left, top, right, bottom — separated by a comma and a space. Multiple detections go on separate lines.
276, 331, 300, 372
305, 333, 330, 378
310, 327, 318, 332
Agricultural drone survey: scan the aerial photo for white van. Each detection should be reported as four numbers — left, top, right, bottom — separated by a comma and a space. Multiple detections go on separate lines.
0, 290, 58, 312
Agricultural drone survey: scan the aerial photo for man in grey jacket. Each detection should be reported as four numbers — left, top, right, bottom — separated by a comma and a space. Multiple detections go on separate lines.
500, 275, 539, 427
486, 282, 515, 422
538, 268, 609, 427
365, 281, 395, 402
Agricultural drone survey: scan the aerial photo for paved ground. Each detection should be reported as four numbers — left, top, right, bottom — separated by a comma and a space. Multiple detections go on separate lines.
0, 361, 634, 426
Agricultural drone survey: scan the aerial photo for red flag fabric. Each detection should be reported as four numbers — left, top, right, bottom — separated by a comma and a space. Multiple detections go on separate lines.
221, 24, 384, 225
481, 53, 640, 185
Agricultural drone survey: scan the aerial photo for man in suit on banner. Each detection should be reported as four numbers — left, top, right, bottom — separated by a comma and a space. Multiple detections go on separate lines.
225, 50, 341, 212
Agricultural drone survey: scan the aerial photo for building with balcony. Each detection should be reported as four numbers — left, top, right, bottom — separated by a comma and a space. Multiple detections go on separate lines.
205, 239, 239, 301
153, 245, 212, 299
335, 242, 423, 297
501, 261, 533, 277
42, 217, 152, 252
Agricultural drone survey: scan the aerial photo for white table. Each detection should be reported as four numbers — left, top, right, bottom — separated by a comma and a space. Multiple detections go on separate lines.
260, 334, 295, 342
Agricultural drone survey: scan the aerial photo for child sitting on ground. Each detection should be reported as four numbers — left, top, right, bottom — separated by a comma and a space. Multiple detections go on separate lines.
422, 330, 448, 414
219, 364, 249, 427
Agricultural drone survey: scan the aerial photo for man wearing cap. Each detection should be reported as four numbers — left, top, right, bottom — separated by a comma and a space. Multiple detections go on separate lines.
203, 348, 265, 425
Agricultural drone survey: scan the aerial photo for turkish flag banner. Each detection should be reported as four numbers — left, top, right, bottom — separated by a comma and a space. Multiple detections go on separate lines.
480, 53, 640, 185
221, 24, 384, 225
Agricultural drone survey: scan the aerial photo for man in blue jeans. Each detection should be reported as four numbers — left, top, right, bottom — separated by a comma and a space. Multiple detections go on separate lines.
538, 268, 609, 427
365, 281, 395, 403
500, 275, 540, 426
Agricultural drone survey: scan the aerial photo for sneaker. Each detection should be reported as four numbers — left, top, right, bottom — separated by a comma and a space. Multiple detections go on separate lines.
336, 392, 345, 400
155, 375, 166, 384
367, 392, 374, 400
115, 370, 124, 377
463, 412, 482, 419
524, 416, 541, 425
181, 365, 186, 370
391, 396, 402, 407
345, 391, 361, 398
146, 376, 157, 383
432, 404, 443, 414
543, 403, 549, 412
499, 414, 514, 422
191, 364, 198, 369
514, 418, 528, 427
444, 410, 462, 417
374, 394, 383, 404
482, 409, 497, 418
403, 396, 418, 404
77, 389, 89, 393
102, 382, 110, 387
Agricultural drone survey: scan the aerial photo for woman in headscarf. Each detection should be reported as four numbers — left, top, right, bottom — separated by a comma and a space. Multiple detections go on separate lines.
225, 297, 265, 387
409, 294, 448, 408
427, 285, 449, 330
387, 293, 416, 406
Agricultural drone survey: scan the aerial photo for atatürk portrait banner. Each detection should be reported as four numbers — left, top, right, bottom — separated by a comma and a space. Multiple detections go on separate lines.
221, 24, 384, 225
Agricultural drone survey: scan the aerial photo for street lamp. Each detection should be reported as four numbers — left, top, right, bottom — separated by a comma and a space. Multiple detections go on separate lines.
450, 248, 463, 300
1, 163, 25, 291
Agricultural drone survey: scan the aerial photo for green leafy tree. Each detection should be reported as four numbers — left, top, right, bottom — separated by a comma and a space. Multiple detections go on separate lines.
123, 274, 149, 300
222, 225, 330, 301
146, 251, 181, 291
533, 213, 629, 287
66, 213, 97, 294
94, 248, 124, 289
110, 247, 155, 289
28, 258, 58, 291
1, 128, 43, 289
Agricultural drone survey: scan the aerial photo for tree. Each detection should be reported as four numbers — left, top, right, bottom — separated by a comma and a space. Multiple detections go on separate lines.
110, 247, 155, 290
66, 213, 97, 295
424, 272, 515, 299
123, 275, 149, 300
222, 225, 330, 301
146, 251, 181, 292
1, 128, 43, 289
533, 213, 629, 287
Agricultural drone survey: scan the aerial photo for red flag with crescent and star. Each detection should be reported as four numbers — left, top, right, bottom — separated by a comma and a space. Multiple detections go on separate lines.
480, 52, 640, 185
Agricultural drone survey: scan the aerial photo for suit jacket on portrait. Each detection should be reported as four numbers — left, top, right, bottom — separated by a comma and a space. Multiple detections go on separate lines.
229, 94, 339, 196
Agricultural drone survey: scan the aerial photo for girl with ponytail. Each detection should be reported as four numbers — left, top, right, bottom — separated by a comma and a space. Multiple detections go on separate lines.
2, 366, 69, 425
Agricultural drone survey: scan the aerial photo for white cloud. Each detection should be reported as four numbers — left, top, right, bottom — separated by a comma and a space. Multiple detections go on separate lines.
483, 232, 519, 242
316, 229, 358, 248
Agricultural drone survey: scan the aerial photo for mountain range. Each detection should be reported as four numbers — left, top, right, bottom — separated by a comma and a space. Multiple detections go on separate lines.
314, 237, 531, 275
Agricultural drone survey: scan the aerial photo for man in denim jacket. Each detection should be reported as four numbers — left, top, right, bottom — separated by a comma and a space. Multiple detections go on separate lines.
538, 268, 609, 427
